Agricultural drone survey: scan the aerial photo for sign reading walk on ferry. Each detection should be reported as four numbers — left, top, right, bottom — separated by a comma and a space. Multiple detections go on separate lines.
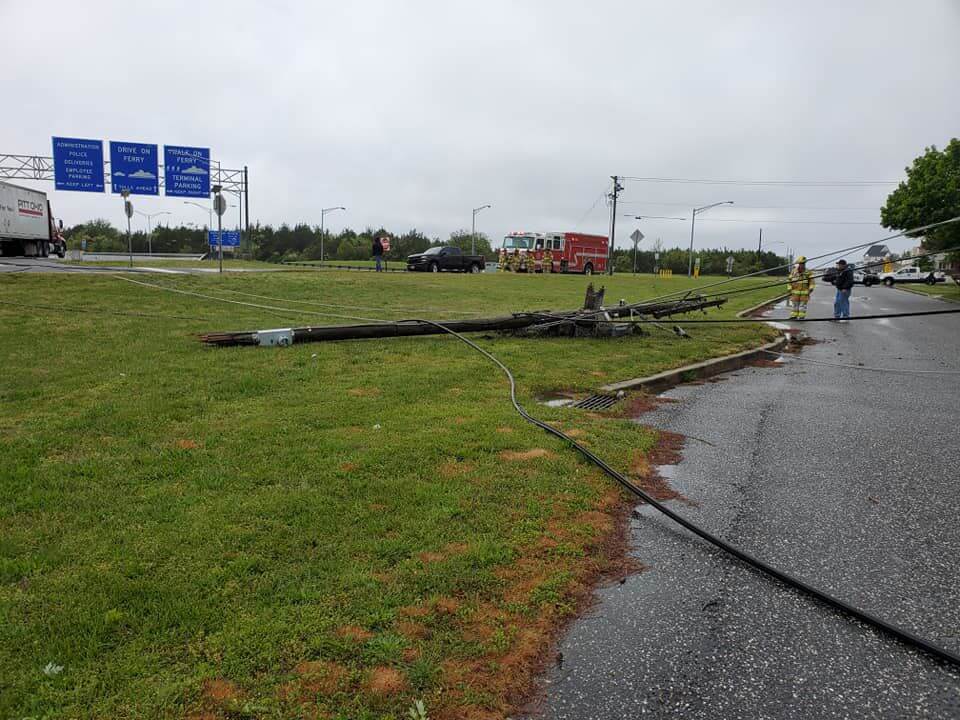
163, 145, 210, 198
52, 137, 104, 192
110, 141, 158, 195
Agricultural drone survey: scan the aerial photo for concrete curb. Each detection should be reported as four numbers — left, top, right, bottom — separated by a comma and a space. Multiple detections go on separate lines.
736, 292, 790, 317
601, 335, 788, 394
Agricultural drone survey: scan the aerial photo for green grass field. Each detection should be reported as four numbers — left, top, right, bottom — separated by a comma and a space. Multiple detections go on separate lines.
0, 271, 782, 719
65, 258, 280, 270
895, 280, 960, 301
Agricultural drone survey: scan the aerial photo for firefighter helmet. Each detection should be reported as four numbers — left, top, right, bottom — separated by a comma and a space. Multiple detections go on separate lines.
796, 255, 807, 263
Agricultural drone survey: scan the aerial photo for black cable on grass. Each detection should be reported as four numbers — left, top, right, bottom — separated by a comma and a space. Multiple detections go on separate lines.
113, 275, 392, 324
0, 299, 213, 322
415, 318, 960, 669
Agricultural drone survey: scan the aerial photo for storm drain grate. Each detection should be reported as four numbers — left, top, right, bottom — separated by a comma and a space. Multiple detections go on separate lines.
570, 394, 618, 411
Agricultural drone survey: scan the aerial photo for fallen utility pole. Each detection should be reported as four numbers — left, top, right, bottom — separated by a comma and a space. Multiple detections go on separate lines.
200, 292, 727, 347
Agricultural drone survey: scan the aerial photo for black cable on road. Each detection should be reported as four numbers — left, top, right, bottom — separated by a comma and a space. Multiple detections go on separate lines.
417, 318, 960, 670
688, 244, 960, 305
636, 215, 960, 306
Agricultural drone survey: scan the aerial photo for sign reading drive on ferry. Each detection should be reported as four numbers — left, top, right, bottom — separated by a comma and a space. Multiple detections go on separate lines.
164, 145, 210, 198
52, 137, 105, 192
110, 141, 159, 195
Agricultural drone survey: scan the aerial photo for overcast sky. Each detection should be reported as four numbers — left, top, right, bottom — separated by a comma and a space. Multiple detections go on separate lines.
4, 0, 958, 258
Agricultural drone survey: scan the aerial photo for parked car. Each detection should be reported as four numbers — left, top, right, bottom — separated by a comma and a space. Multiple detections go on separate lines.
877, 266, 946, 286
406, 246, 485, 273
853, 269, 879, 286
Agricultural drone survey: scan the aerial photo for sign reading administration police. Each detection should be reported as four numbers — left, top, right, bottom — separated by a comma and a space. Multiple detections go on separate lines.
164, 145, 210, 198
52, 137, 104, 192
110, 141, 158, 195
208, 229, 240, 247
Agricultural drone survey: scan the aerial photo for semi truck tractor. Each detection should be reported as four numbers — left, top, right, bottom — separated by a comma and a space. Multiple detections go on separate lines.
0, 180, 66, 258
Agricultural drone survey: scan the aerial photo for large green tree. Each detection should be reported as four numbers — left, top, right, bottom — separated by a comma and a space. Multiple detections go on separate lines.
881, 138, 960, 252
447, 229, 494, 259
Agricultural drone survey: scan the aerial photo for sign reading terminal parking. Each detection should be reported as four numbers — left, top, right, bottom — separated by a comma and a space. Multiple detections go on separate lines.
164, 145, 210, 198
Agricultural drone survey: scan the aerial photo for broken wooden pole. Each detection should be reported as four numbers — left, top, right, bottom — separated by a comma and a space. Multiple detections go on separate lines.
200, 297, 727, 347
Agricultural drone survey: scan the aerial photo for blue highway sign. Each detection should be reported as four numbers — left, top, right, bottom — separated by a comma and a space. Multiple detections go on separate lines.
208, 229, 240, 247
52, 137, 104, 192
110, 141, 159, 195
164, 145, 210, 198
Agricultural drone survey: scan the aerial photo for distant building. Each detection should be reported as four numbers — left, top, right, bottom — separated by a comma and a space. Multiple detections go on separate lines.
861, 244, 891, 272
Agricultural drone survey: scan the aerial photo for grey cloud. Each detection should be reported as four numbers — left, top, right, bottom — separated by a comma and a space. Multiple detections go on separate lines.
3, 0, 958, 258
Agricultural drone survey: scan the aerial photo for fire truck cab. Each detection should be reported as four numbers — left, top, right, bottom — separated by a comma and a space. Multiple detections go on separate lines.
501, 231, 607, 274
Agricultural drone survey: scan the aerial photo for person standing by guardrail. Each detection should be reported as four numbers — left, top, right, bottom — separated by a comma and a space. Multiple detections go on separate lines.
372, 235, 384, 272
833, 259, 854, 320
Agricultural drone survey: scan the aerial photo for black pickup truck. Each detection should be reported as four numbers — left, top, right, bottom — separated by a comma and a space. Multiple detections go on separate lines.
406, 246, 485, 273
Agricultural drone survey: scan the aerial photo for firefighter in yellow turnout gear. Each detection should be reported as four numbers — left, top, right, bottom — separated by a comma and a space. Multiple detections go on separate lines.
788, 256, 815, 319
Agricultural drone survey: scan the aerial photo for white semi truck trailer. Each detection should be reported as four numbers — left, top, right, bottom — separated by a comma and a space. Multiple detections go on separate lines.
0, 180, 66, 258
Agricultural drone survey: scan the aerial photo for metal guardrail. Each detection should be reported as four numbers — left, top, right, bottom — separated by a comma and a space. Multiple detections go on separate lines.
282, 261, 407, 273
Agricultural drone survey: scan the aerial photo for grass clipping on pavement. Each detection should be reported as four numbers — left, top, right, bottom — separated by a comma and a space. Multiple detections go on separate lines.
0, 270, 782, 719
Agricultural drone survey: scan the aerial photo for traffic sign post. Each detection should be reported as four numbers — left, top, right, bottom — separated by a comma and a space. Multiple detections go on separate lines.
52, 137, 104, 192
110, 141, 159, 195
121, 190, 133, 268
630, 229, 644, 273
213, 185, 225, 274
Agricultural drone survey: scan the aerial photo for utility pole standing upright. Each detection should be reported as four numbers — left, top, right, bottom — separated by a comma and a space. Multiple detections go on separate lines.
607, 176, 622, 275
244, 166, 250, 259
756, 227, 763, 269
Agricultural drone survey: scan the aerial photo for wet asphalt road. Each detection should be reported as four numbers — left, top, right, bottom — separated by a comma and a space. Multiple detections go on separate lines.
528, 284, 960, 719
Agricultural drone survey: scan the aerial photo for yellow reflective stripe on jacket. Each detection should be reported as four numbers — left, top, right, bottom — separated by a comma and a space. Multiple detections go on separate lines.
788, 270, 814, 293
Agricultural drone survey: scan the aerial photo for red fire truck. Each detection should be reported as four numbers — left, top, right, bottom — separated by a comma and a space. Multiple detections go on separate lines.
500, 231, 608, 274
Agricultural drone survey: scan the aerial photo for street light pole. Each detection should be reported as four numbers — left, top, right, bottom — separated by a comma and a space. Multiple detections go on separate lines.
687, 201, 734, 277
184, 201, 213, 232
471, 204, 491, 256
320, 206, 346, 263
624, 214, 686, 274
135, 211, 171, 255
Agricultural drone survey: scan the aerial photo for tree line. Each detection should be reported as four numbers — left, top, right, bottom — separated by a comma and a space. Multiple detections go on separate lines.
62, 218, 791, 275
62, 221, 497, 262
